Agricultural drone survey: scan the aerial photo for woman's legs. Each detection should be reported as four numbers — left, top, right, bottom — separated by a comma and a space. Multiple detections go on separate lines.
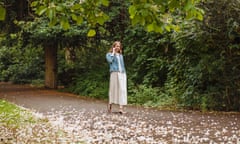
119, 105, 124, 114
107, 103, 112, 113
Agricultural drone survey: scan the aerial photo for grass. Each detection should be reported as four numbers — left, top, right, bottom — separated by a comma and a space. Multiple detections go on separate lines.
0, 99, 40, 128
0, 99, 85, 143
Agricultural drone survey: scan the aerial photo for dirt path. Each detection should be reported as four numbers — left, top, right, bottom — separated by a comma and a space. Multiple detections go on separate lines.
0, 82, 239, 143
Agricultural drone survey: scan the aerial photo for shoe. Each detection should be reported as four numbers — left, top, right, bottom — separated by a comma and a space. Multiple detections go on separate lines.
119, 108, 125, 114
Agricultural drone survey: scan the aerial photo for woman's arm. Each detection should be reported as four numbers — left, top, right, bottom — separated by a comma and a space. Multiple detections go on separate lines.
106, 52, 115, 63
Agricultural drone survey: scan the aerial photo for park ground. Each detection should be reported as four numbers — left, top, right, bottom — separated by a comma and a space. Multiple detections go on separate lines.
0, 82, 239, 143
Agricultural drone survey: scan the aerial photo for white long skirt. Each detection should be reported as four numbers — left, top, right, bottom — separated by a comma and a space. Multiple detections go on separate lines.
109, 72, 127, 105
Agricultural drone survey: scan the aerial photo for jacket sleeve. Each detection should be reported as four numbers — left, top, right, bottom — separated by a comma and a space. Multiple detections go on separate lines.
106, 53, 114, 63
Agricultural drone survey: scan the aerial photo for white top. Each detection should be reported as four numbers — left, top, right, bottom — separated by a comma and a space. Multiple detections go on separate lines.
116, 54, 122, 72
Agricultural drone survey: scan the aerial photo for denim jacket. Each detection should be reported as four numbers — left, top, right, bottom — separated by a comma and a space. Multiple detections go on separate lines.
106, 52, 126, 73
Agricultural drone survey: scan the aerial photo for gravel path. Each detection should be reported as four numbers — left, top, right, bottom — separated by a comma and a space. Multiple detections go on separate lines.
0, 82, 239, 143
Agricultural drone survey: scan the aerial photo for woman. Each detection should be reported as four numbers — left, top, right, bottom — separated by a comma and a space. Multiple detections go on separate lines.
106, 41, 127, 114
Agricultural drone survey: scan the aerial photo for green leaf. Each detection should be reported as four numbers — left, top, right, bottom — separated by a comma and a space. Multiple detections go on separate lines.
30, 1, 39, 7
47, 8, 55, 21
164, 24, 171, 32
49, 17, 57, 26
184, 0, 193, 11
36, 6, 48, 16
60, 17, 70, 30
56, 6, 63, 12
154, 25, 164, 33
71, 14, 78, 21
171, 24, 180, 32
140, 17, 146, 25
131, 16, 139, 25
140, 9, 149, 17
0, 6, 6, 21
154, 0, 164, 5
169, 0, 179, 10
196, 12, 203, 21
96, 17, 105, 25
76, 16, 83, 25
147, 23, 154, 32
195, 8, 204, 21
96, 13, 109, 25
101, 0, 109, 6
72, 4, 81, 10
87, 29, 96, 37
159, 6, 166, 13
129, 5, 136, 19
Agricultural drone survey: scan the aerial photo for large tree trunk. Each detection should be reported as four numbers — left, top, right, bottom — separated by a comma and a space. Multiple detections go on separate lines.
44, 45, 57, 89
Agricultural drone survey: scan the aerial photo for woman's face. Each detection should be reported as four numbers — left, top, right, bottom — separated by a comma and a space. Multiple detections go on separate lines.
114, 42, 121, 53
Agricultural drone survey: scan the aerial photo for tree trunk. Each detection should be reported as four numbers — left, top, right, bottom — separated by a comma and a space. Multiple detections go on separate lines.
15, 0, 27, 20
44, 45, 57, 89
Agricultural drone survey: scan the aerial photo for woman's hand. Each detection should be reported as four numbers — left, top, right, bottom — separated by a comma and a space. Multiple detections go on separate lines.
113, 48, 116, 54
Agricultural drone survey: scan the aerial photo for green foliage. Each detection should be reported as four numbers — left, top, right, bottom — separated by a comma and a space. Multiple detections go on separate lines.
128, 84, 159, 105
201, 0, 240, 111
123, 26, 172, 87
29, 0, 203, 35
121, 0, 240, 111
0, 100, 37, 128
162, 0, 240, 111
31, 0, 110, 34
87, 29, 96, 37
127, 81, 175, 108
0, 42, 44, 83
56, 36, 110, 99
16, 18, 89, 47
68, 69, 109, 99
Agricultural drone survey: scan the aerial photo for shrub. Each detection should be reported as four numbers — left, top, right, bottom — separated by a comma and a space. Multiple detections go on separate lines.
68, 69, 109, 100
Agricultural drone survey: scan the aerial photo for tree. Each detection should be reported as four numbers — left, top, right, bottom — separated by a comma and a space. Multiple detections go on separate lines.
160, 0, 240, 111
30, 0, 204, 35
0, 0, 204, 89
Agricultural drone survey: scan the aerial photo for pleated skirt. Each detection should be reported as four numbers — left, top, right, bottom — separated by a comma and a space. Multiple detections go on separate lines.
109, 72, 127, 105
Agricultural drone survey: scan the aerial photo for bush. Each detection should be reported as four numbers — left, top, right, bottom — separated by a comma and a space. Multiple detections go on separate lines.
0, 45, 44, 83
68, 69, 109, 100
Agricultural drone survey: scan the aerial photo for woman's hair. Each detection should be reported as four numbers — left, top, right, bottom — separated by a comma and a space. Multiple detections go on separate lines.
109, 41, 122, 53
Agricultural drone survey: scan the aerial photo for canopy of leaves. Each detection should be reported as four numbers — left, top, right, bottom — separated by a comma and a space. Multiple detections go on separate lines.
29, 0, 204, 35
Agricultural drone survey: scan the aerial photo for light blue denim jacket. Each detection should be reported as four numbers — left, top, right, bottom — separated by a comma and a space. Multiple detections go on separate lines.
106, 52, 126, 73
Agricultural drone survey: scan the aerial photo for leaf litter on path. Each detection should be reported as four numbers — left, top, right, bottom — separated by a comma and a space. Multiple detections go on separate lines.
0, 83, 239, 143
0, 104, 240, 143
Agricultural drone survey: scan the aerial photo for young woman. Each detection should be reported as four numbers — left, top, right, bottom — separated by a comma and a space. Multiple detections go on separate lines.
106, 41, 127, 114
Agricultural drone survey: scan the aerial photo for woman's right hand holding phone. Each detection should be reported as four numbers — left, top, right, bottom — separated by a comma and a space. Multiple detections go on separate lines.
112, 47, 116, 54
